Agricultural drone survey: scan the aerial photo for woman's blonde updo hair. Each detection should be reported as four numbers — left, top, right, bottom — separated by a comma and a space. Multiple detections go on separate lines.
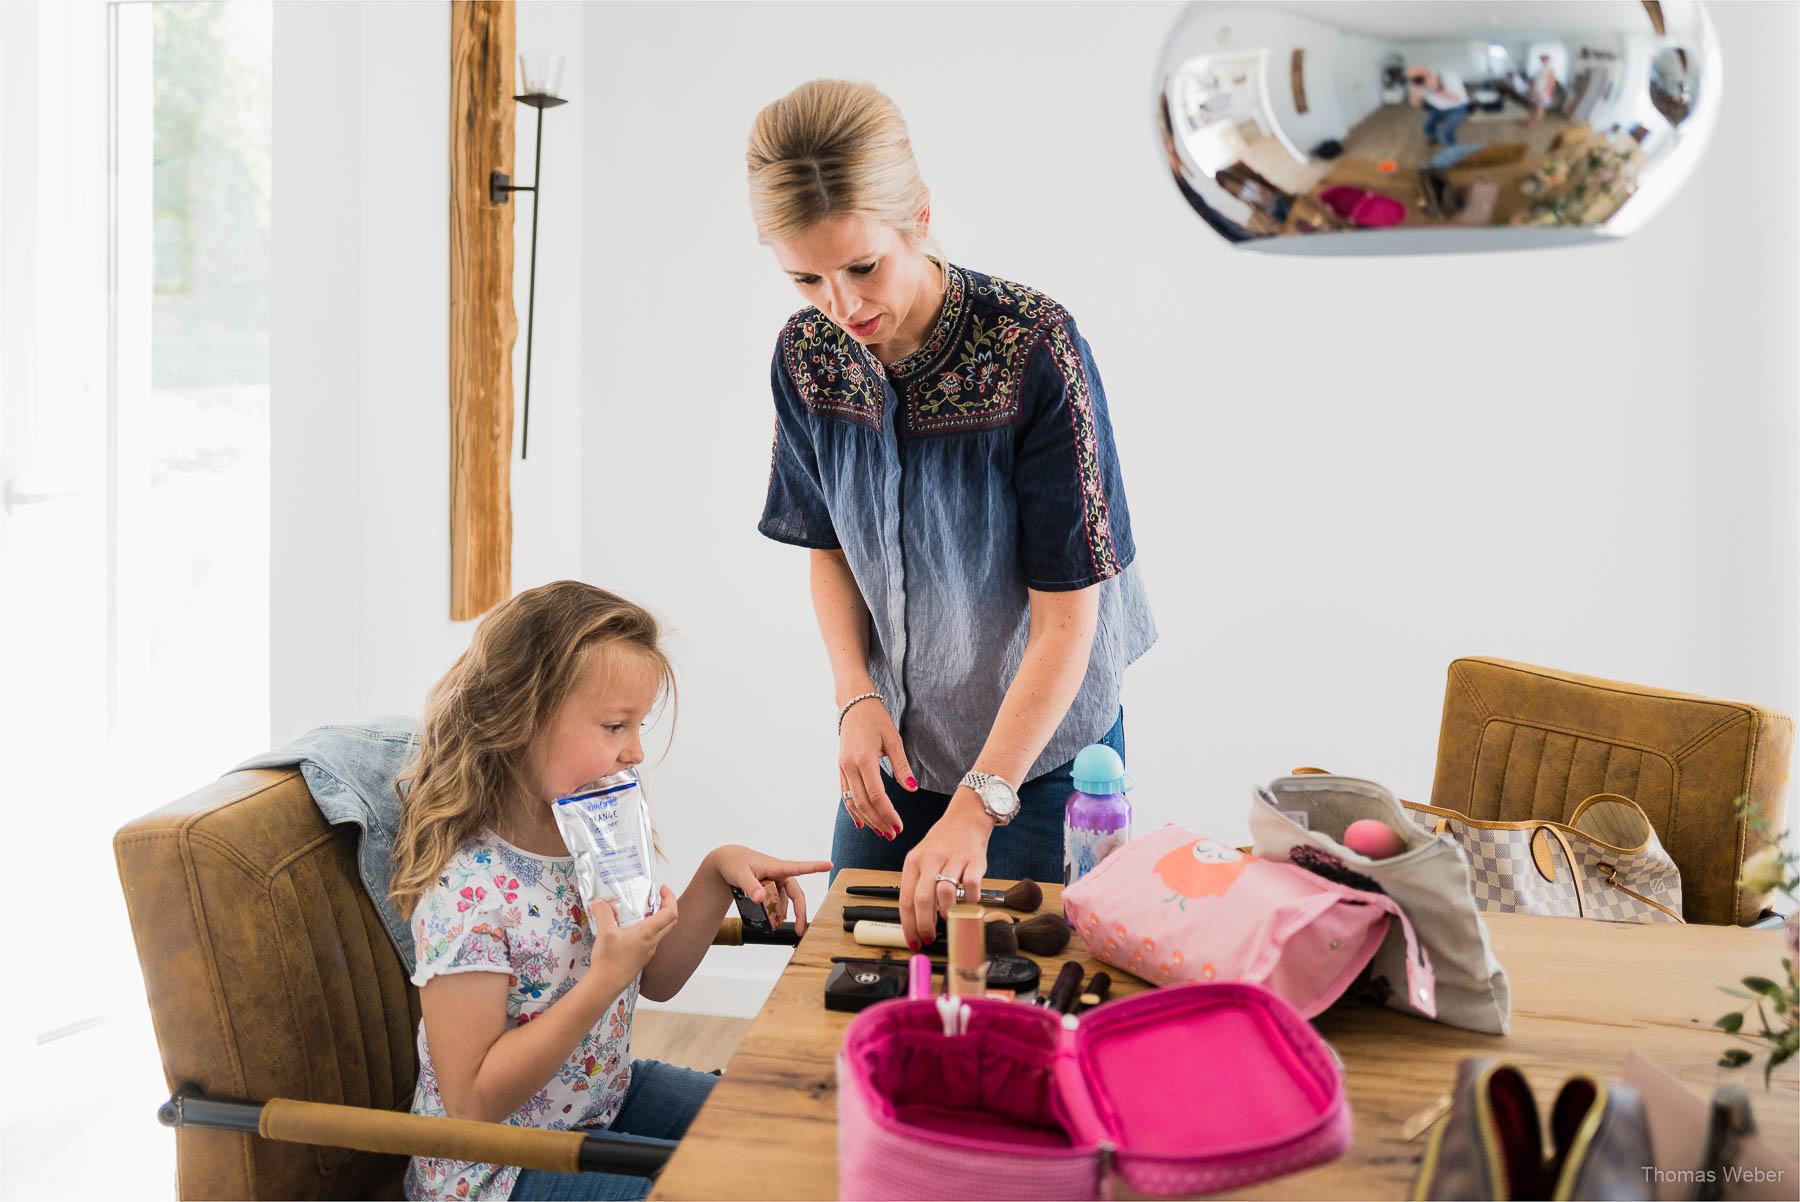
747, 79, 942, 261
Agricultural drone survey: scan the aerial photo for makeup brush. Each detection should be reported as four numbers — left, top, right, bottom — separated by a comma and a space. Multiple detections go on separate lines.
851, 920, 946, 957
1075, 972, 1112, 1014
843, 905, 903, 926
845, 878, 1044, 913
984, 917, 1019, 959
1045, 961, 1084, 1014
842, 908, 1021, 938
1015, 913, 1072, 957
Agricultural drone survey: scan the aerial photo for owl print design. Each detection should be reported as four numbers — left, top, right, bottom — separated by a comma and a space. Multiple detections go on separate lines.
1153, 837, 1255, 909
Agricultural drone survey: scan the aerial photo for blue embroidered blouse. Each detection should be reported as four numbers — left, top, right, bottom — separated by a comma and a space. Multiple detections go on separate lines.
758, 264, 1157, 793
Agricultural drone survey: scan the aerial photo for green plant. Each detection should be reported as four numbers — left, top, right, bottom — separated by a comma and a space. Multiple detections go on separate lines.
1713, 796, 1799, 1086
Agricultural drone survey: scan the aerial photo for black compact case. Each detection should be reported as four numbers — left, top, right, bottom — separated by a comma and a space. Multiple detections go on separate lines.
824, 955, 1042, 1011
825, 960, 909, 1011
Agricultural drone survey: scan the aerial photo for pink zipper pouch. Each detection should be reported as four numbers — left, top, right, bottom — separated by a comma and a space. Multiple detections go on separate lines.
836, 983, 1350, 1200
1062, 824, 1435, 1019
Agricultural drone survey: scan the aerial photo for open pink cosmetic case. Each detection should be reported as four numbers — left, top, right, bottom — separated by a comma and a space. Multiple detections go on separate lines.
836, 981, 1350, 1200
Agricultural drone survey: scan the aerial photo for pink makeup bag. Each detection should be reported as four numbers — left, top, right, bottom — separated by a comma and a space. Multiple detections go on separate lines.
1062, 824, 1436, 1019
836, 982, 1350, 1200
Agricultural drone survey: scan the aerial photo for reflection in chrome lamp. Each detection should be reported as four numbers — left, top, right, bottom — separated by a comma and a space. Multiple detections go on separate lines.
1154, 1, 1720, 253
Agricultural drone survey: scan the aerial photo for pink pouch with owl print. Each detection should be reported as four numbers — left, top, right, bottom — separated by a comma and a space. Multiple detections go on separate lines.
1062, 824, 1435, 1019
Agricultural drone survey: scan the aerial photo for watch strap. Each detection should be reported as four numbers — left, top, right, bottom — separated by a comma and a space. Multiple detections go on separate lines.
960, 770, 1018, 826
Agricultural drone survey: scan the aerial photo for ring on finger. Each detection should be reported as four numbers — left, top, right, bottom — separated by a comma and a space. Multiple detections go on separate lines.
840, 790, 854, 805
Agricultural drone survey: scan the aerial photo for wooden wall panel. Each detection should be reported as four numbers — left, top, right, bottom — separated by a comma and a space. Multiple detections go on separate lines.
449, 1, 516, 620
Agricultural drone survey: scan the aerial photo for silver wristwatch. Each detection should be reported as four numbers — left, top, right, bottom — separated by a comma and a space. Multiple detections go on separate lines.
960, 770, 1020, 827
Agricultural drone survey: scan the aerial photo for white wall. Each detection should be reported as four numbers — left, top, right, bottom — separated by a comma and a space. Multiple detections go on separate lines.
271, 0, 585, 739
582, 0, 1797, 1014
1163, 5, 1384, 152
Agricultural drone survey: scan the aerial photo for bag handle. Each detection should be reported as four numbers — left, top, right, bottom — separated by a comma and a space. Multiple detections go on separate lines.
1567, 792, 1654, 852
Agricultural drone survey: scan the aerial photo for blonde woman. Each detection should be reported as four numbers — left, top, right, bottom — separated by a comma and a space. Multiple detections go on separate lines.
390, 581, 829, 1201
748, 80, 1156, 949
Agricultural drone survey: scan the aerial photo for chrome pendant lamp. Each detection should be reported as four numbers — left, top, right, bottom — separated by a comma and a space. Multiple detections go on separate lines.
1156, 1, 1720, 253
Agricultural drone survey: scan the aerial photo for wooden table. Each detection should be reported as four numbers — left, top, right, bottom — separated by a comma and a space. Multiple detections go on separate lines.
652, 869, 1798, 1200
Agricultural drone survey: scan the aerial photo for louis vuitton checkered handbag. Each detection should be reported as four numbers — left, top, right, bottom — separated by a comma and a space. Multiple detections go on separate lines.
1404, 793, 1684, 923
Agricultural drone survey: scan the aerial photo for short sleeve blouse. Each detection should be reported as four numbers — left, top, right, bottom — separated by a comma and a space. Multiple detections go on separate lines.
403, 836, 638, 1201
759, 265, 1157, 791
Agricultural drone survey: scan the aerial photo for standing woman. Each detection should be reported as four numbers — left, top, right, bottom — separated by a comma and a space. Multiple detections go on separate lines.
746, 79, 1156, 948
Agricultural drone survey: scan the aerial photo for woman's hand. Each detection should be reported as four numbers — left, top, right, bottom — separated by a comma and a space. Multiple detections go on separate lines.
587, 885, 680, 977
839, 698, 916, 840
710, 846, 834, 935
898, 791, 993, 948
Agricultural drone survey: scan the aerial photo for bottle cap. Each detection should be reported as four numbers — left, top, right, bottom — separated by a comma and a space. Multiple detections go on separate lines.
1072, 744, 1133, 795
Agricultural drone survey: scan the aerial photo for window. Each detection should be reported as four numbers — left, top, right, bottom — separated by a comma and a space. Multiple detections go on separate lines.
0, 4, 269, 1193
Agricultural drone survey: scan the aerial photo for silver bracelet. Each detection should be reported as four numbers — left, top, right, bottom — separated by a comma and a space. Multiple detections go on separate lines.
836, 691, 885, 735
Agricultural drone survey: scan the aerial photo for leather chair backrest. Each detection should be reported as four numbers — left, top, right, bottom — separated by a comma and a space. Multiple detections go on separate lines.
1429, 657, 1795, 925
115, 768, 420, 1199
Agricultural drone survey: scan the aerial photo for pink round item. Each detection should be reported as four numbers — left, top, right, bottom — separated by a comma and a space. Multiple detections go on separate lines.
1343, 819, 1407, 860
1317, 184, 1406, 228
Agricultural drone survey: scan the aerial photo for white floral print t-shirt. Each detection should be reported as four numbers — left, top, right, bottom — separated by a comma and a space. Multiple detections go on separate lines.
404, 834, 637, 1201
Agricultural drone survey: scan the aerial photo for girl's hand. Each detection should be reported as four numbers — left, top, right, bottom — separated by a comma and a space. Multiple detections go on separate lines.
710, 846, 834, 936
839, 699, 916, 840
587, 885, 679, 976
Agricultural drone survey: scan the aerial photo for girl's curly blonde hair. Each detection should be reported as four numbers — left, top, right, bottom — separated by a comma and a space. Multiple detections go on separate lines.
389, 580, 674, 909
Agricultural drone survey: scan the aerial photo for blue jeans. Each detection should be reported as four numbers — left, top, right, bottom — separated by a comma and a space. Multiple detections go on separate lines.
1422, 104, 1470, 145
508, 1059, 716, 1201
829, 709, 1126, 886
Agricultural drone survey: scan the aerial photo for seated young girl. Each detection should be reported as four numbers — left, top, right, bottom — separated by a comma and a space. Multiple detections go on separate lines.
388, 580, 831, 1201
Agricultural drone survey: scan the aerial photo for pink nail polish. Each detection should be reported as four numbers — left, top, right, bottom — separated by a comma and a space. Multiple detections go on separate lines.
906, 776, 917, 789
907, 941, 919, 952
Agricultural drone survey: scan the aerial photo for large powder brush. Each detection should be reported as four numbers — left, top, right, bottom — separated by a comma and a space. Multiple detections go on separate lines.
841, 910, 1023, 959
845, 878, 1044, 913
1015, 913, 1072, 957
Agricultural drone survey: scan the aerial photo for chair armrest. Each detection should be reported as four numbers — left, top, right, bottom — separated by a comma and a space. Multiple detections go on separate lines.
161, 1086, 673, 1178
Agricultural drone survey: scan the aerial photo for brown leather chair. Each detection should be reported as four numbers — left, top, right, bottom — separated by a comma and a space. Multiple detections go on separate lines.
117, 767, 419, 1198
1428, 657, 1795, 925
116, 766, 778, 1199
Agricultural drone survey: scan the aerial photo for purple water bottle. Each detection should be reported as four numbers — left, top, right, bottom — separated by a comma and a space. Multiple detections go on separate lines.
1064, 744, 1135, 886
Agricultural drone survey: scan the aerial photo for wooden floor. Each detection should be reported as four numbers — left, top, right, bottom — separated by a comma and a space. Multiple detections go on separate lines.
1343, 101, 1573, 167
630, 1010, 754, 1074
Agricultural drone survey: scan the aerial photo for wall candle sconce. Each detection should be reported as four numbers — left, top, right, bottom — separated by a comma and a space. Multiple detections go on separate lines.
490, 53, 566, 458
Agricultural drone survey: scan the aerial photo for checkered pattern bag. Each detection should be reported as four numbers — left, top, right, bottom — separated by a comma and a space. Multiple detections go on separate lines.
1406, 793, 1683, 923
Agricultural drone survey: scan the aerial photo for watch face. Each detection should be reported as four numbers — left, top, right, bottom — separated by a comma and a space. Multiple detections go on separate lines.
979, 779, 1020, 817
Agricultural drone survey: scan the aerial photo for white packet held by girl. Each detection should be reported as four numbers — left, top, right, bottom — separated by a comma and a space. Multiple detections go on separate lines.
552, 770, 659, 926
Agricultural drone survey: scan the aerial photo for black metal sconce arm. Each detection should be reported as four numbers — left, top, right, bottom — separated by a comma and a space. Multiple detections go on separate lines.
492, 92, 567, 459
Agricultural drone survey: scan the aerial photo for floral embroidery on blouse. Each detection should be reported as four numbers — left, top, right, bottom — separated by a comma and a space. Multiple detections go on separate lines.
403, 837, 636, 1201
1043, 321, 1121, 579
883, 262, 968, 378
891, 269, 1070, 437
781, 315, 885, 429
